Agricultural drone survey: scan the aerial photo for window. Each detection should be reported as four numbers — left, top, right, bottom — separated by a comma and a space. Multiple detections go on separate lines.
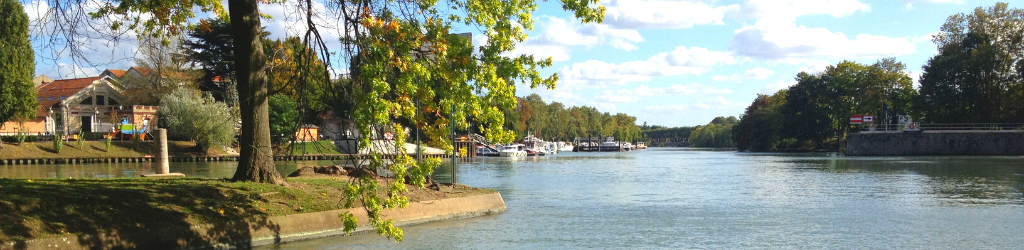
96, 95, 105, 105
108, 98, 119, 106
79, 97, 93, 105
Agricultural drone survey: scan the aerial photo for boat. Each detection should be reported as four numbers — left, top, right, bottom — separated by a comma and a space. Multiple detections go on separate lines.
477, 145, 500, 157
558, 141, 574, 152
523, 134, 550, 156
498, 144, 527, 157
599, 139, 623, 151
636, 142, 647, 149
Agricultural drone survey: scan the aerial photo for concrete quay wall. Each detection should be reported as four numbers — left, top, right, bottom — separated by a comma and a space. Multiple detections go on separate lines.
846, 131, 1024, 156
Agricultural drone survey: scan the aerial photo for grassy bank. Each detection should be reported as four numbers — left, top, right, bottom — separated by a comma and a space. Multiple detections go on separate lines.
281, 141, 341, 155
0, 177, 493, 246
0, 141, 231, 160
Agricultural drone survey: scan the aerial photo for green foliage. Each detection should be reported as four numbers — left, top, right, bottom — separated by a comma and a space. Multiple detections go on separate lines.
77, 133, 86, 149
86, 0, 604, 242
269, 94, 299, 144
917, 3, 1024, 123
734, 91, 789, 151
159, 88, 236, 152
642, 127, 695, 146
53, 137, 63, 153
105, 136, 113, 151
182, 18, 236, 99
0, 0, 37, 130
500, 94, 642, 141
15, 127, 27, 145
734, 58, 916, 152
688, 117, 737, 148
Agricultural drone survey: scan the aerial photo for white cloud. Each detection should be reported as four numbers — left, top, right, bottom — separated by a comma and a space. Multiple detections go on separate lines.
644, 96, 736, 114
908, 71, 922, 88
904, 0, 965, 9
713, 67, 775, 82
645, 103, 695, 114
511, 16, 644, 62
559, 46, 735, 89
602, 0, 740, 29
737, 0, 871, 20
594, 83, 733, 103
759, 80, 797, 94
731, 17, 916, 60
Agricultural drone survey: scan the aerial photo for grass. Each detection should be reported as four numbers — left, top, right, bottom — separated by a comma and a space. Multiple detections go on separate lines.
0, 141, 232, 159
0, 177, 494, 248
281, 141, 341, 155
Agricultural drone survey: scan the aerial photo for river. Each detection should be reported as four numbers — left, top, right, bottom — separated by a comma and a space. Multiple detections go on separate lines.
4, 148, 1024, 248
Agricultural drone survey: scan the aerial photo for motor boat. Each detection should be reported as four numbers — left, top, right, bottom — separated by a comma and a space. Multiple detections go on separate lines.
558, 141, 574, 152
499, 144, 527, 157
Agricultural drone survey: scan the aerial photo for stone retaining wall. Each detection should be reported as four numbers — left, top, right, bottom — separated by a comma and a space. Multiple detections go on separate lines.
846, 131, 1024, 156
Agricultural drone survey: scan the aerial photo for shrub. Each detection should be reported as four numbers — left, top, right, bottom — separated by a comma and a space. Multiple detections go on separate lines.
159, 88, 236, 153
53, 136, 63, 153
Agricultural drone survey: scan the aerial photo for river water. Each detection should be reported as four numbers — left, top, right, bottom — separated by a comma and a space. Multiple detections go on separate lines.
4, 148, 1024, 248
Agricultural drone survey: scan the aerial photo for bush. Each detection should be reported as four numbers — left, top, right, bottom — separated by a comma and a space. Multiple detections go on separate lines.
159, 88, 236, 152
53, 137, 63, 153
1, 135, 38, 143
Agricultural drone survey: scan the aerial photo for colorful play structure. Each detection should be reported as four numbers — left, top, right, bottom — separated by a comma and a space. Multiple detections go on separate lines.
110, 118, 151, 141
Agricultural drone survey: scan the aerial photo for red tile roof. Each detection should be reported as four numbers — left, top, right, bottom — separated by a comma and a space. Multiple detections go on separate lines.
131, 67, 152, 76
34, 77, 100, 117
105, 69, 127, 77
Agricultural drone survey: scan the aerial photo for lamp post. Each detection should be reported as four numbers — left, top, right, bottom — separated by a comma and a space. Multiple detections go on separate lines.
93, 108, 99, 133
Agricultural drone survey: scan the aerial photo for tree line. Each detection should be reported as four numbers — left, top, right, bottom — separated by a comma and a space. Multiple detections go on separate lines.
735, 3, 1024, 152
502, 94, 643, 143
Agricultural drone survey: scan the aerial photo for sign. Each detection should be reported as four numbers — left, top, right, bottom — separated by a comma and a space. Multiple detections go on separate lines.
863, 115, 874, 123
850, 115, 863, 124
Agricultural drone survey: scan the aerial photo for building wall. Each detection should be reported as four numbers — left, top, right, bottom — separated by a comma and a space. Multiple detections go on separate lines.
0, 118, 48, 136
295, 128, 320, 142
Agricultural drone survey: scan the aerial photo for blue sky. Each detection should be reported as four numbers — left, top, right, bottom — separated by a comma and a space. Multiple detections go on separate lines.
26, 0, 1017, 127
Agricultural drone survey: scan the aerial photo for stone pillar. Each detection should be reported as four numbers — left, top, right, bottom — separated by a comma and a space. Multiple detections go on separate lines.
143, 128, 184, 177
156, 128, 170, 174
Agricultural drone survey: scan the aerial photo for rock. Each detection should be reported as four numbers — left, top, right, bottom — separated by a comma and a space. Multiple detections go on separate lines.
288, 167, 316, 177
289, 165, 349, 177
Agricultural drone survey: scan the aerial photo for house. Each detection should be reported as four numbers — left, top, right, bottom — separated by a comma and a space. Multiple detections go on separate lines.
0, 73, 158, 137
294, 125, 320, 142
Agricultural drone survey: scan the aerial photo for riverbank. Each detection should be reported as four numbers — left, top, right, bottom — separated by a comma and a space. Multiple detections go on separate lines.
0, 177, 501, 249
0, 141, 232, 159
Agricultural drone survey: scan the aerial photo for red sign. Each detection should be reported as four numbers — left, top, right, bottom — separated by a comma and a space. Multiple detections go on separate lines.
863, 115, 874, 123
850, 115, 863, 124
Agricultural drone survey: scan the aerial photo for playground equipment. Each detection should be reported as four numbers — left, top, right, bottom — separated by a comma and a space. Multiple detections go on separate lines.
110, 118, 151, 141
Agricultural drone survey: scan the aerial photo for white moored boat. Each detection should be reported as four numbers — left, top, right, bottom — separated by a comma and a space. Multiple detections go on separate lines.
558, 141, 574, 152
499, 144, 528, 157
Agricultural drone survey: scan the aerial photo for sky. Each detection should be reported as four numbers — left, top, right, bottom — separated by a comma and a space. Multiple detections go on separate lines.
25, 0, 1018, 127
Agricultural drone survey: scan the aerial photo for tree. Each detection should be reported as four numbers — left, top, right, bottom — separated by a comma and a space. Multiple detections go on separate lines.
734, 91, 788, 151
159, 88, 236, 153
182, 18, 236, 101
268, 94, 299, 145
0, 0, 36, 149
121, 37, 200, 105
918, 3, 1024, 123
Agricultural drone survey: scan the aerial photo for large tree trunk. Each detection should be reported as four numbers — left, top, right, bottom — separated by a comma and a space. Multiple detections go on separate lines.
229, 0, 285, 184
